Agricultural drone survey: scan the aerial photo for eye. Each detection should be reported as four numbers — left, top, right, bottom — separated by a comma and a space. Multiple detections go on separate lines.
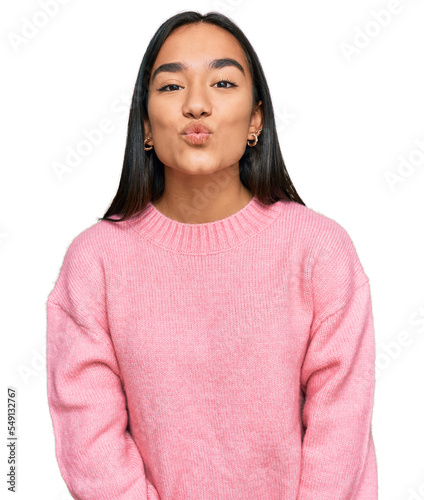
157, 83, 183, 92
214, 79, 237, 88
157, 79, 238, 92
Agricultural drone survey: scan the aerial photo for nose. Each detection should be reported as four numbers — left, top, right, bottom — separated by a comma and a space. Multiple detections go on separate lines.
182, 80, 212, 119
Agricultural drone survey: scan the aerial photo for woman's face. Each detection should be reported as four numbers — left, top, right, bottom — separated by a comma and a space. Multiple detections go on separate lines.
144, 22, 262, 177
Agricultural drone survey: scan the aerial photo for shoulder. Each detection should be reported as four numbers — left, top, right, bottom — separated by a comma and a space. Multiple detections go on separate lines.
278, 200, 357, 253
48, 217, 127, 304
63, 216, 127, 262
279, 201, 369, 316
290, 202, 366, 277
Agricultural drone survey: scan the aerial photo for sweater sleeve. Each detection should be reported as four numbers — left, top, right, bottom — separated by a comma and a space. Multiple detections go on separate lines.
298, 222, 378, 499
46, 230, 158, 500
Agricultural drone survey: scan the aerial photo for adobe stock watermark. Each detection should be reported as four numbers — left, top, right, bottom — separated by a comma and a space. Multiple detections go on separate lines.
275, 105, 296, 134
375, 304, 424, 379
212, 0, 246, 14
51, 93, 131, 182
7, 0, 73, 54
340, 0, 416, 64
17, 345, 46, 386
59, 493, 74, 500
406, 477, 424, 500
383, 135, 424, 192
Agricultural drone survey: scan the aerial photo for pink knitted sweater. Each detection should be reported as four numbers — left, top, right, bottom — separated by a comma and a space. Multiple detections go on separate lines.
46, 195, 378, 499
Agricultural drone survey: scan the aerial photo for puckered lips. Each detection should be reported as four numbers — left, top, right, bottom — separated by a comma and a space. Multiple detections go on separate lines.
182, 123, 212, 145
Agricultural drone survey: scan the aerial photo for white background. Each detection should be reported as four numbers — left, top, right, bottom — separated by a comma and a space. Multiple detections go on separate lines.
2, 0, 424, 498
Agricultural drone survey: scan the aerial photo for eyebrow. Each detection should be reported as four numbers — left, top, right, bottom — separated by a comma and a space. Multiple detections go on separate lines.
151, 58, 245, 83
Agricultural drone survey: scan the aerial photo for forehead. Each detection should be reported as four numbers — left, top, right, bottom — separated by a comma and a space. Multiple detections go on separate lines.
152, 23, 249, 74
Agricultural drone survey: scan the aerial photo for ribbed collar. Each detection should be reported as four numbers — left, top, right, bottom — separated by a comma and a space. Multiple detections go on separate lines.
126, 195, 283, 254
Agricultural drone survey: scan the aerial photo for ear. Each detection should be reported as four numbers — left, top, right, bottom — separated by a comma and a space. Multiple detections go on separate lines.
249, 100, 263, 136
143, 117, 152, 140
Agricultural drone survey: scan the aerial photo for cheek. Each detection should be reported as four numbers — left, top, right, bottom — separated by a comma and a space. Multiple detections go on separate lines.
219, 111, 252, 148
220, 96, 252, 131
148, 100, 176, 138
147, 103, 183, 164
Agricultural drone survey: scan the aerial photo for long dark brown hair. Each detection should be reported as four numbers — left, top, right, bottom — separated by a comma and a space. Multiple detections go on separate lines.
99, 10, 305, 223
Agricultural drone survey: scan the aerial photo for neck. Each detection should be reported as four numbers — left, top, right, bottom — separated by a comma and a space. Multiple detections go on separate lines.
152, 181, 254, 224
